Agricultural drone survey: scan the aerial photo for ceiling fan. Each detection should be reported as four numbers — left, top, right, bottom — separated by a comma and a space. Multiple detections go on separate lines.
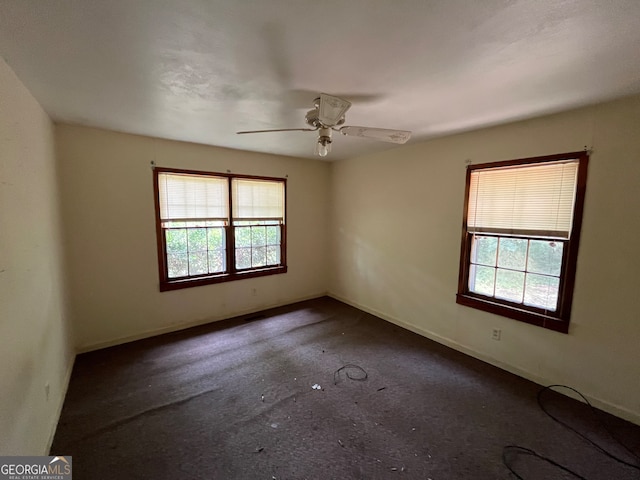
237, 93, 411, 157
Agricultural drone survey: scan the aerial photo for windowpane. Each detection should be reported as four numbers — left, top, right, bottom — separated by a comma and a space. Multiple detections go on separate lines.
236, 248, 251, 269
165, 229, 187, 254
527, 240, 563, 276
524, 274, 559, 311
252, 247, 267, 267
469, 264, 495, 296
188, 251, 208, 275
471, 236, 497, 266
266, 246, 280, 265
164, 221, 186, 228
167, 253, 188, 278
495, 269, 525, 303
497, 238, 527, 270
188, 228, 207, 252
207, 227, 224, 250
208, 250, 225, 273
186, 220, 210, 228
266, 226, 279, 245
252, 226, 266, 247
466, 235, 564, 312
235, 227, 251, 248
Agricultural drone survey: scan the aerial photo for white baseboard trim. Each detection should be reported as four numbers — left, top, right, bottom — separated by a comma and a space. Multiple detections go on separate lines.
328, 292, 640, 426
45, 352, 76, 455
76, 292, 328, 353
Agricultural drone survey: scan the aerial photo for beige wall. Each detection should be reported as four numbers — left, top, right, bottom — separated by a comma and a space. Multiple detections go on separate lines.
329, 94, 640, 424
0, 58, 74, 454
56, 125, 331, 351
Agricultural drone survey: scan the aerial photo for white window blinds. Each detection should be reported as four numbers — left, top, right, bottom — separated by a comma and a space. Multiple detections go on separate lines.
467, 160, 579, 238
232, 179, 284, 220
158, 173, 229, 221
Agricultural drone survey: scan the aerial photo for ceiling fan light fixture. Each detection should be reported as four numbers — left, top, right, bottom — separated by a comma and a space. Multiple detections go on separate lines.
315, 127, 332, 157
315, 135, 332, 157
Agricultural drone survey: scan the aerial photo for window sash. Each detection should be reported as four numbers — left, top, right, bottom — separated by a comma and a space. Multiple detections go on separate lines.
233, 223, 283, 271
467, 160, 579, 239
158, 172, 229, 221
163, 223, 228, 279
232, 178, 284, 220
467, 233, 565, 313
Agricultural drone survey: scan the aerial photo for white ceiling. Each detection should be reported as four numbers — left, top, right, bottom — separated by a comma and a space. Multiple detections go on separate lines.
2, 1, 640, 161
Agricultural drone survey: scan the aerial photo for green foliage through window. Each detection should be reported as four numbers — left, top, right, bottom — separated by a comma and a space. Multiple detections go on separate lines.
469, 235, 564, 311
165, 225, 227, 278
234, 223, 281, 271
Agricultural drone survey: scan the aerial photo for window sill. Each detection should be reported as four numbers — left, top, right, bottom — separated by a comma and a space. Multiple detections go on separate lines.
160, 266, 287, 292
455, 293, 568, 333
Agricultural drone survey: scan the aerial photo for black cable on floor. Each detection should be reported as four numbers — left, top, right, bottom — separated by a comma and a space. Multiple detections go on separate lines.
537, 385, 640, 470
333, 364, 368, 385
503, 445, 588, 480
503, 384, 640, 479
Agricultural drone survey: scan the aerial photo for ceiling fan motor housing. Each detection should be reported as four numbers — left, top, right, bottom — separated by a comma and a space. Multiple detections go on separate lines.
305, 109, 321, 128
305, 107, 345, 129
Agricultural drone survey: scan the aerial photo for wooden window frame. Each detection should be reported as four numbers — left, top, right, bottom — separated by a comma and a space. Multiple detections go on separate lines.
153, 167, 287, 292
456, 151, 589, 333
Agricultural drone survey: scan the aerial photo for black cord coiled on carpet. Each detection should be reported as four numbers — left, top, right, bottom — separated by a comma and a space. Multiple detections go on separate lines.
503, 384, 640, 479
333, 364, 368, 385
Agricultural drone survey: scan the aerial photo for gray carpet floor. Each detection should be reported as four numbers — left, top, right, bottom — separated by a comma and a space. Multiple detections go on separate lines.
51, 297, 640, 479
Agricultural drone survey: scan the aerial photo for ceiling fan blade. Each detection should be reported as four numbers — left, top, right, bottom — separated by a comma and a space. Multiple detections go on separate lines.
318, 93, 352, 126
237, 128, 317, 134
340, 126, 411, 144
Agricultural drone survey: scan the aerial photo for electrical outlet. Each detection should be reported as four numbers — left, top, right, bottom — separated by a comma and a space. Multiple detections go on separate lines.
45, 383, 50, 401
492, 328, 501, 341
251, 288, 257, 296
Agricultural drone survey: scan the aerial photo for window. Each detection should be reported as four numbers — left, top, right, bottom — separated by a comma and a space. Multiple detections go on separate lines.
154, 168, 286, 291
456, 151, 589, 332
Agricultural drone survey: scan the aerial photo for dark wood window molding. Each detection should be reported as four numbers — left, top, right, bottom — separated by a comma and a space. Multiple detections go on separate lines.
153, 167, 287, 291
456, 151, 589, 333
